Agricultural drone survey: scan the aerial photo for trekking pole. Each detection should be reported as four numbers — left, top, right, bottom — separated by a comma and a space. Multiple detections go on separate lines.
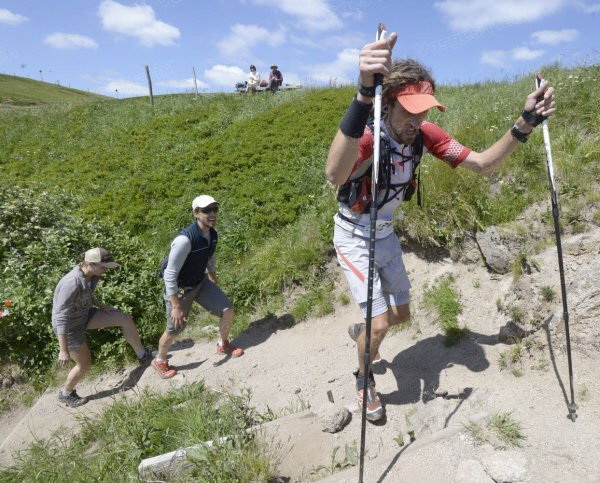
535, 74, 577, 422
358, 22, 387, 483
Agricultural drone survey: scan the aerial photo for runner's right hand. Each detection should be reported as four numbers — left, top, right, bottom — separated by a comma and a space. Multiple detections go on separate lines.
58, 350, 70, 366
171, 306, 185, 329
359, 32, 398, 88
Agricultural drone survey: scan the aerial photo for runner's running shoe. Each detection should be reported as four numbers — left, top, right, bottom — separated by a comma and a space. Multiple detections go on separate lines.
355, 372, 384, 421
58, 389, 89, 408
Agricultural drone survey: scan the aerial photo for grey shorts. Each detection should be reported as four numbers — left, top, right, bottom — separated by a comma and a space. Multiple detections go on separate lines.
333, 223, 411, 316
165, 278, 232, 336
54, 307, 98, 349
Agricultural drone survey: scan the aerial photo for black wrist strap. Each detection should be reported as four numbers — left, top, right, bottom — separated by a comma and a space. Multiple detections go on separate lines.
340, 96, 372, 138
357, 84, 376, 98
511, 123, 529, 143
521, 109, 545, 127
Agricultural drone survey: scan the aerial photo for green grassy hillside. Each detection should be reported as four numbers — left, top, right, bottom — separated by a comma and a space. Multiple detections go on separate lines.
0, 74, 105, 106
1, 65, 599, 377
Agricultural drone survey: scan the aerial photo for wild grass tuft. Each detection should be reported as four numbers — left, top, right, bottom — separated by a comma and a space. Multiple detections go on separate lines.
540, 286, 556, 302
466, 412, 526, 449
489, 412, 526, 448
512, 252, 540, 281
423, 275, 467, 345
0, 383, 275, 482
508, 305, 526, 324
311, 441, 357, 477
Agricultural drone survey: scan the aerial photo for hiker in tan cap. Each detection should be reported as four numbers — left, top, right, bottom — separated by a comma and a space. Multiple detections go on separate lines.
152, 195, 243, 379
51, 247, 152, 407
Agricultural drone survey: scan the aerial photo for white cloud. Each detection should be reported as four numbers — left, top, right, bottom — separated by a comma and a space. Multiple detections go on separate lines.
217, 23, 285, 60
290, 33, 366, 50
512, 46, 545, 60
204, 65, 246, 87
481, 50, 509, 67
247, 0, 342, 31
98, 0, 180, 47
576, 1, 600, 13
531, 29, 579, 45
481, 46, 545, 67
304, 48, 359, 84
104, 79, 148, 96
157, 78, 209, 89
44, 33, 98, 50
434, 0, 566, 31
0, 8, 28, 25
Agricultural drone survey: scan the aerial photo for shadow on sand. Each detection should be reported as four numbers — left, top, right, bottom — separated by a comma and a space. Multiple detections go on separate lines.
87, 364, 150, 402
376, 331, 499, 406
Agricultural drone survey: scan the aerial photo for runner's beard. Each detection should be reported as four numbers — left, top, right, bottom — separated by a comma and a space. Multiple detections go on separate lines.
386, 118, 419, 146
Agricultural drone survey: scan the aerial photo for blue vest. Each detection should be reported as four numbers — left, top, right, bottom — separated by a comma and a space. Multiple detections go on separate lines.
161, 222, 218, 288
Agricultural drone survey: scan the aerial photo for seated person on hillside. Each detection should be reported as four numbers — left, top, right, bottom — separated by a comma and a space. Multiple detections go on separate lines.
52, 248, 152, 408
247, 65, 260, 93
152, 195, 243, 380
268, 64, 283, 92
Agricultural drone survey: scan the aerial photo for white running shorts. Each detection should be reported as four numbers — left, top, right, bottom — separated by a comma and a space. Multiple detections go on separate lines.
333, 223, 410, 317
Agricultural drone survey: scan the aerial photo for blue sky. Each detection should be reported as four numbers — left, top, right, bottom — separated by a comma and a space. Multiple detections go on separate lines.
1, 0, 599, 97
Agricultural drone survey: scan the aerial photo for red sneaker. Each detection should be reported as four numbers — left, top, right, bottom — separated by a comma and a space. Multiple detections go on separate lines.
217, 340, 244, 357
151, 358, 177, 379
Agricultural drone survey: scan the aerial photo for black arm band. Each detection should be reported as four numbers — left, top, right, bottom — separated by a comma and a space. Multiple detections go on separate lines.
511, 123, 529, 143
521, 109, 545, 127
358, 84, 376, 97
339, 96, 372, 138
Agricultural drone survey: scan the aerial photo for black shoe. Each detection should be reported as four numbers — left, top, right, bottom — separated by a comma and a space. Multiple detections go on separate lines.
137, 348, 153, 366
58, 390, 89, 408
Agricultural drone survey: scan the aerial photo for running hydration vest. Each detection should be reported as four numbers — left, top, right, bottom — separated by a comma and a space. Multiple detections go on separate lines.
337, 122, 424, 214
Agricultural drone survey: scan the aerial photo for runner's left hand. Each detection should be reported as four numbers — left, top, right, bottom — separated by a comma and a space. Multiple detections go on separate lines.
523, 79, 556, 119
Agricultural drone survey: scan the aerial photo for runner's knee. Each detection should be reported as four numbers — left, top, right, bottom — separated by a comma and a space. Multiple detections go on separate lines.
371, 316, 390, 338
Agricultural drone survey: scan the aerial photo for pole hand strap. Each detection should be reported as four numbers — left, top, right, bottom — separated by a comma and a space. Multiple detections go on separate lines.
521, 108, 546, 128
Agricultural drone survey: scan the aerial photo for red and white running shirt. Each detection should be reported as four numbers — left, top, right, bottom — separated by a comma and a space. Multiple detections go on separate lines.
335, 120, 471, 239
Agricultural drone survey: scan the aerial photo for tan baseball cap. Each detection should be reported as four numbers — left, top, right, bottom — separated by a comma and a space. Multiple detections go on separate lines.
192, 195, 218, 210
84, 247, 119, 269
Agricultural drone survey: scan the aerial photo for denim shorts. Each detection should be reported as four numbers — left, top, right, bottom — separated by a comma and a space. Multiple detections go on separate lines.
165, 278, 232, 336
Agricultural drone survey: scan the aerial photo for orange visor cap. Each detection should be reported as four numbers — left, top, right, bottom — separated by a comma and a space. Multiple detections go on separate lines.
395, 81, 445, 114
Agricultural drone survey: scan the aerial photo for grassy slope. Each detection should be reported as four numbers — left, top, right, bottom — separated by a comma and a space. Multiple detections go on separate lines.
0, 74, 104, 106
1, 65, 599, 315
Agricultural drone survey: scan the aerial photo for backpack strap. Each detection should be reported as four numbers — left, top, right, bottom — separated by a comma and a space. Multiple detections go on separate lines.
337, 121, 424, 213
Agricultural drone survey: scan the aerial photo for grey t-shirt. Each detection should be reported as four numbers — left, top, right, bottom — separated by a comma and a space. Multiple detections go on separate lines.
51, 266, 99, 335
163, 230, 217, 297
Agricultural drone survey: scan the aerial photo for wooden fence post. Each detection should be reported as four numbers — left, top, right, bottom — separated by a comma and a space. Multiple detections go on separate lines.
192, 67, 199, 99
145, 65, 154, 107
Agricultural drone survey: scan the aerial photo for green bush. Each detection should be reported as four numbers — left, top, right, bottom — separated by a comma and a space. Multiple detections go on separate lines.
0, 185, 164, 381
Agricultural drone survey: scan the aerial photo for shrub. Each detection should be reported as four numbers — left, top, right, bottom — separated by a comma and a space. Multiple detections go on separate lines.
0, 185, 164, 381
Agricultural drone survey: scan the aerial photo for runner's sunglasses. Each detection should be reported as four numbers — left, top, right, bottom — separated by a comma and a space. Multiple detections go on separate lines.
200, 206, 219, 214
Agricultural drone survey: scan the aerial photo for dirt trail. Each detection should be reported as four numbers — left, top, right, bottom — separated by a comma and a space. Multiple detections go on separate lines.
1, 229, 599, 482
